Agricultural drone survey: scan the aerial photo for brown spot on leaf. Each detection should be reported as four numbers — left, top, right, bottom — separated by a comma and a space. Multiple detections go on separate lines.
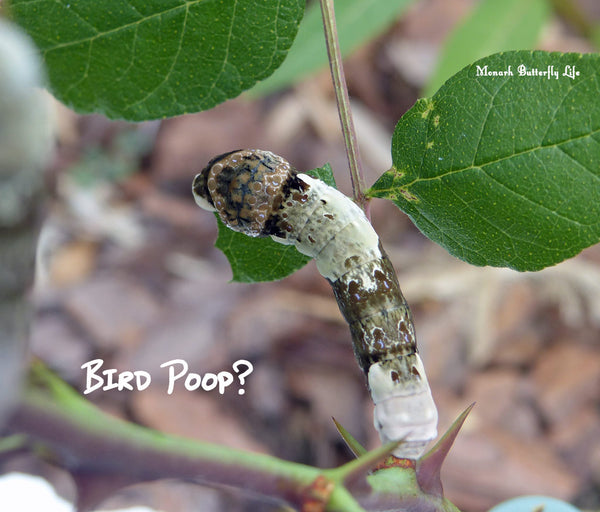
399, 189, 418, 202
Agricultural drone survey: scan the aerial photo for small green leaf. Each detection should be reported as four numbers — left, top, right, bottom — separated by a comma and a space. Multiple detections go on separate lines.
215, 217, 310, 283
424, 0, 550, 97
251, 0, 415, 96
215, 164, 334, 283
305, 162, 336, 187
7, 0, 304, 120
369, 51, 600, 271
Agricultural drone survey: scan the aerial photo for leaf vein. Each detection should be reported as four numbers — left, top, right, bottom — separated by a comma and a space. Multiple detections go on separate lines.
41, 1, 193, 54
404, 126, 600, 189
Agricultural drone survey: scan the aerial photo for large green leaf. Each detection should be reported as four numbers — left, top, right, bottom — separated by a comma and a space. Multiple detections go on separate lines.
215, 163, 336, 283
423, 0, 550, 97
7, 0, 303, 120
251, 0, 415, 96
368, 51, 600, 271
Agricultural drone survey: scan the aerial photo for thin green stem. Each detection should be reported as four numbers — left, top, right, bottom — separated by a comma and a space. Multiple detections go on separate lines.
319, 0, 368, 211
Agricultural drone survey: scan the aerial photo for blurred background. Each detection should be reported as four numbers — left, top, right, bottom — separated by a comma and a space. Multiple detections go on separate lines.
2, 0, 600, 510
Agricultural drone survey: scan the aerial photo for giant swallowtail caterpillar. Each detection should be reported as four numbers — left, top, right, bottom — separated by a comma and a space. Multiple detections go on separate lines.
193, 149, 438, 459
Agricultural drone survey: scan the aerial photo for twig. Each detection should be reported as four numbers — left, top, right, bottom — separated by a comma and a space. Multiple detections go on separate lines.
8, 364, 460, 512
319, 0, 369, 212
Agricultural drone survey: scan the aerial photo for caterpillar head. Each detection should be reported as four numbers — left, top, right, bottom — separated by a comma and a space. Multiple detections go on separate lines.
193, 149, 294, 237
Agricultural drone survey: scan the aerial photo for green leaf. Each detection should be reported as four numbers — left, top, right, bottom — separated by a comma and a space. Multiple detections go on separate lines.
306, 161, 336, 187
215, 163, 335, 283
251, 0, 415, 96
7, 0, 304, 120
215, 218, 311, 283
368, 51, 600, 272
423, 0, 550, 97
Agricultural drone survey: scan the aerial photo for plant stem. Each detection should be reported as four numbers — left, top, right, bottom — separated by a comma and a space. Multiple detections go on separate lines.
12, 363, 461, 511
319, 0, 368, 211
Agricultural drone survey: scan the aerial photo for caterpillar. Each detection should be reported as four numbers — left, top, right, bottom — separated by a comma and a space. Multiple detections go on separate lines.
193, 149, 438, 459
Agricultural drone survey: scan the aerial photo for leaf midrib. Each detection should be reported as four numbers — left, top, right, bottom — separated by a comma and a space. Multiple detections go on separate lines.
40, 0, 203, 54
396, 126, 600, 190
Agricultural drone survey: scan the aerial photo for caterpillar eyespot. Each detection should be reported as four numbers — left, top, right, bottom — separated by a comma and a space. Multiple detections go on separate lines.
193, 149, 438, 459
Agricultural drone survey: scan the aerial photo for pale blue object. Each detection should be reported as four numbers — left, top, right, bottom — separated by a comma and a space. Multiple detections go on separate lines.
489, 495, 582, 512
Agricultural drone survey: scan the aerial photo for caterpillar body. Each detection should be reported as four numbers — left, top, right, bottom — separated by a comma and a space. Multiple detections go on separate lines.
193, 149, 438, 459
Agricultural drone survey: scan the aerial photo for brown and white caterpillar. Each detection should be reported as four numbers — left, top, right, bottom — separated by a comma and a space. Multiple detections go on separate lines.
193, 149, 438, 459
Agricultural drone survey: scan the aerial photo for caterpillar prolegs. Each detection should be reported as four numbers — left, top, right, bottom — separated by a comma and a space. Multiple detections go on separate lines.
193, 149, 438, 459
